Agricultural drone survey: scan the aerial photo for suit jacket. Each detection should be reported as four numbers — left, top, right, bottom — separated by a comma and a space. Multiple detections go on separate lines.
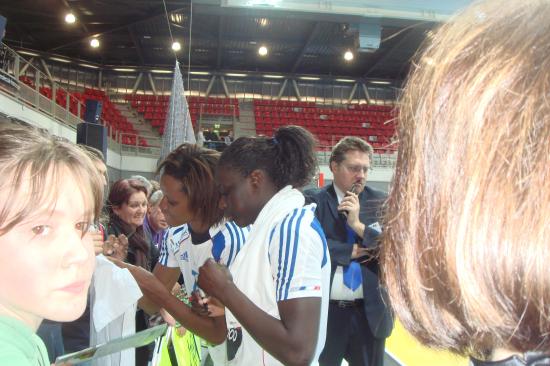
305, 184, 394, 339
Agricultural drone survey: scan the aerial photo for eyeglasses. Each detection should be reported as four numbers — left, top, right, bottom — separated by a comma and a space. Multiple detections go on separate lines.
342, 163, 371, 174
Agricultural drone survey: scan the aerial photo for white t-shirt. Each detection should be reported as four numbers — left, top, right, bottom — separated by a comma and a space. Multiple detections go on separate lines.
226, 204, 330, 366
158, 220, 250, 366
158, 221, 250, 292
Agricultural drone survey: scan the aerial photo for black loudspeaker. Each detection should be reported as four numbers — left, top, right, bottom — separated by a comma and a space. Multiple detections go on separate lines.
84, 99, 103, 124
77, 122, 107, 158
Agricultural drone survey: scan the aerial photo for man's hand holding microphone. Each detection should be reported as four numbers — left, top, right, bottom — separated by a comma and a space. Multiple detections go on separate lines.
337, 183, 372, 261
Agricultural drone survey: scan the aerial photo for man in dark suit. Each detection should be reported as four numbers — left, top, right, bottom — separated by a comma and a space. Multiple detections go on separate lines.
305, 136, 393, 366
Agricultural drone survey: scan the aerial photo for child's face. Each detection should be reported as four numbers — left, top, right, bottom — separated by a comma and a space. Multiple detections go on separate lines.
0, 168, 96, 328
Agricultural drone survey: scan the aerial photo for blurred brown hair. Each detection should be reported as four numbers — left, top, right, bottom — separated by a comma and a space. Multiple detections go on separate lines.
381, 0, 550, 358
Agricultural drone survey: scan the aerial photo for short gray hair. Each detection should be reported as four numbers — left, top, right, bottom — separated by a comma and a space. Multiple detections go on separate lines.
149, 189, 163, 206
130, 175, 153, 196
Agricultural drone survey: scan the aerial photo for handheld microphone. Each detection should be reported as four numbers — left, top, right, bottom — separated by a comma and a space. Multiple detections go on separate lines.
341, 183, 361, 218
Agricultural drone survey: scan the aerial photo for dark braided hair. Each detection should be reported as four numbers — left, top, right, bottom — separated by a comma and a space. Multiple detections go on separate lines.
219, 125, 318, 189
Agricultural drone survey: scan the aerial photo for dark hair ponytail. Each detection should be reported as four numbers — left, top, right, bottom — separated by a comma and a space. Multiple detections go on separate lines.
219, 125, 318, 189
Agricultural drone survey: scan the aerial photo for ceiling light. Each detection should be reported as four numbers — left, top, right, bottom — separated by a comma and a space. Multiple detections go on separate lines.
189, 71, 210, 75
50, 57, 71, 63
113, 68, 136, 72
369, 80, 392, 85
299, 76, 321, 81
90, 38, 100, 48
258, 46, 268, 56
151, 69, 173, 74
263, 74, 284, 79
170, 13, 184, 25
335, 78, 355, 83
226, 73, 247, 77
172, 41, 181, 52
18, 50, 39, 57
344, 50, 354, 61
65, 13, 76, 24
80, 63, 99, 69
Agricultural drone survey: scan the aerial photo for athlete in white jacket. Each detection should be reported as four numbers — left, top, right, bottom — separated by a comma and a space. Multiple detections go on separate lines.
199, 126, 331, 366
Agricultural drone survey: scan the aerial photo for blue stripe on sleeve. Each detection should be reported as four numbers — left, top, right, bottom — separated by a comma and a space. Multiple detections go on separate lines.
277, 209, 299, 301
158, 230, 170, 266
268, 226, 277, 262
310, 217, 328, 268
283, 209, 306, 299
276, 213, 291, 301
268, 226, 276, 245
225, 222, 236, 267
211, 230, 226, 262
173, 226, 186, 235
241, 225, 250, 249
230, 222, 242, 253
238, 224, 245, 251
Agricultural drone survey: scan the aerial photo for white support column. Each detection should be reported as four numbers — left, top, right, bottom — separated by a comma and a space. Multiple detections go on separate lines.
14, 54, 20, 77
220, 76, 230, 98
291, 79, 302, 102
205, 75, 216, 97
362, 83, 371, 104
19, 57, 34, 75
277, 79, 288, 100
347, 82, 358, 103
147, 73, 157, 95
34, 66, 40, 106
131, 72, 143, 93
39, 58, 54, 83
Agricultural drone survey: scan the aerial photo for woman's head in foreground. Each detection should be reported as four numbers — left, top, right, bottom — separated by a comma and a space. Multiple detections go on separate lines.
0, 123, 104, 327
381, 0, 550, 358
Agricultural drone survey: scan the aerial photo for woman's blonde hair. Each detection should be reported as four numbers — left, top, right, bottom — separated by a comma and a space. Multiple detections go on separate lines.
0, 123, 104, 234
381, 0, 550, 358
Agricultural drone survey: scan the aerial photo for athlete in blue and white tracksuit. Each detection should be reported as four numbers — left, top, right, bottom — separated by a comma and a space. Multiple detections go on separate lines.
158, 220, 250, 365
225, 202, 331, 366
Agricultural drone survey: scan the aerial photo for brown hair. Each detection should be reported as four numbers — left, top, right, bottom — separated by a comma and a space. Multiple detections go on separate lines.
107, 179, 148, 220
78, 144, 104, 162
0, 123, 104, 235
381, 0, 550, 358
107, 179, 150, 269
157, 144, 223, 227
79, 144, 108, 187
329, 136, 373, 165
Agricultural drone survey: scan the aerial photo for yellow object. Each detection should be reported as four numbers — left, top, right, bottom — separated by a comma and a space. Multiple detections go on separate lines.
385, 320, 468, 366
154, 327, 201, 366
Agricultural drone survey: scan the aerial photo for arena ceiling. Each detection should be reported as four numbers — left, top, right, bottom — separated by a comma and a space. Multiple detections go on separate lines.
1, 0, 450, 81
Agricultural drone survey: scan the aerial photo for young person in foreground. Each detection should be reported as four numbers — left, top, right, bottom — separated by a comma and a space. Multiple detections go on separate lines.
198, 125, 331, 366
0, 123, 103, 365
381, 1, 550, 365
